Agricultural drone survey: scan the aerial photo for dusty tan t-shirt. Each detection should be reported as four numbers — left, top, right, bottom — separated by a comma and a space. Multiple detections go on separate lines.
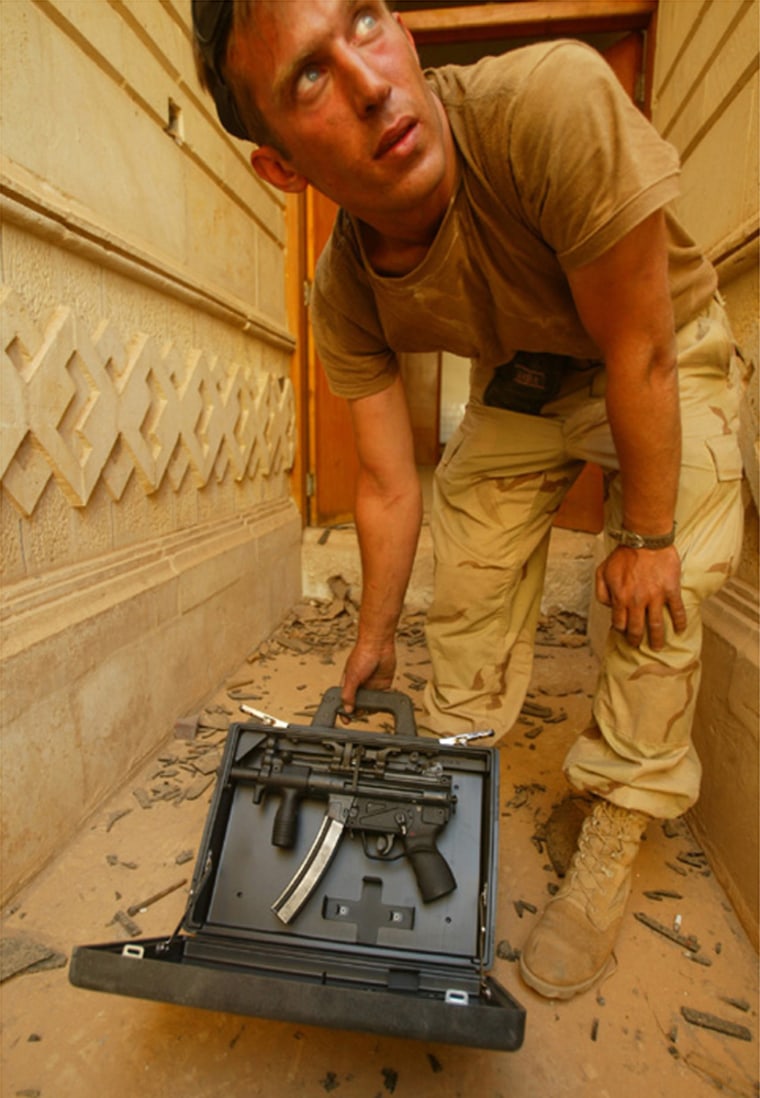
311, 41, 717, 401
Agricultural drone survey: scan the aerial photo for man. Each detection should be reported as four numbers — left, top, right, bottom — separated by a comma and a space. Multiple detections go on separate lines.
192, 0, 744, 1000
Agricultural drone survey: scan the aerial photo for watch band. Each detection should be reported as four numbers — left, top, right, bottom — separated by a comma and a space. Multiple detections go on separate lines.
608, 524, 677, 550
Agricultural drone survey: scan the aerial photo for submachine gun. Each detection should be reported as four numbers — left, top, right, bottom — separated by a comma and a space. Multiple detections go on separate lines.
229, 728, 459, 923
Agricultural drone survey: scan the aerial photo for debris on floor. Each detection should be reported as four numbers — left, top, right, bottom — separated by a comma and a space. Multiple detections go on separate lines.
535, 610, 588, 647
245, 575, 360, 668
633, 910, 701, 953
0, 935, 67, 983
681, 1006, 753, 1042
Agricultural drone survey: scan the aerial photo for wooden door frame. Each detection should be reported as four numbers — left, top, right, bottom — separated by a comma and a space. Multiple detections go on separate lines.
288, 0, 660, 522
402, 0, 658, 115
400, 1, 657, 43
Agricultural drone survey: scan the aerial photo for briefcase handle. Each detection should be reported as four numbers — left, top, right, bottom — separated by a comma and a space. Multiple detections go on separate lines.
311, 687, 418, 738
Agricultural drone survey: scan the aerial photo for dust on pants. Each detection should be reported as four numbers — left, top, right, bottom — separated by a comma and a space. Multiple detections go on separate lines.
423, 299, 745, 819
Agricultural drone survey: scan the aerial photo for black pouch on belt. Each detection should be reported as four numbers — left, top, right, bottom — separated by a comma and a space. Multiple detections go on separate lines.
483, 351, 575, 415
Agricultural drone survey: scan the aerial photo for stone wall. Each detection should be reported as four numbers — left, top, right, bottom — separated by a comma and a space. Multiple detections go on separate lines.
0, 2, 301, 902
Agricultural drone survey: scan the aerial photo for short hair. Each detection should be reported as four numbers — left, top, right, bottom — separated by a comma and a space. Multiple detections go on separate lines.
191, 0, 288, 153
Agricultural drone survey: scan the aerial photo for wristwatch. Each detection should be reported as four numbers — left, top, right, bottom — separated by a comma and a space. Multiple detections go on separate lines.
608, 524, 676, 550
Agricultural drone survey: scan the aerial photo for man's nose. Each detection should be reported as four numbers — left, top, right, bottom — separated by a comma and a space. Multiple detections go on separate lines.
342, 49, 391, 114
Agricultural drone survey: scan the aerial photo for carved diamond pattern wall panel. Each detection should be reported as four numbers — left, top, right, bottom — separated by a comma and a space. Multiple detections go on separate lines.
0, 286, 295, 516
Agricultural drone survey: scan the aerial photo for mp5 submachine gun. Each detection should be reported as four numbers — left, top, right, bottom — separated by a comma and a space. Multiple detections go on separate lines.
230, 731, 458, 923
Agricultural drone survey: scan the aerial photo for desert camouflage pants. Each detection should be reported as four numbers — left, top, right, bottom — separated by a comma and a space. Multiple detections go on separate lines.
424, 298, 745, 818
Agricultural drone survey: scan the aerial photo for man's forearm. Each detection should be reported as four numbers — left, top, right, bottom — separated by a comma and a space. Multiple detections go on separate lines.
567, 209, 681, 538
604, 344, 681, 536
354, 467, 423, 645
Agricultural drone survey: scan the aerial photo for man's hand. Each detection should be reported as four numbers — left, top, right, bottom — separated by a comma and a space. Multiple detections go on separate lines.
596, 544, 687, 650
340, 636, 397, 714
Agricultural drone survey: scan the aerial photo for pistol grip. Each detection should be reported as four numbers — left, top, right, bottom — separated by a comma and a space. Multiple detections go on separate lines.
403, 830, 457, 902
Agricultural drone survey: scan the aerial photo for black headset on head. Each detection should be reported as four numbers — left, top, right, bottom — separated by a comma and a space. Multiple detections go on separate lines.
192, 0, 249, 139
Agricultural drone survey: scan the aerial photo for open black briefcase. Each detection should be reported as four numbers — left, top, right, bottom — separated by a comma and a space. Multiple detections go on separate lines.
69, 688, 525, 1051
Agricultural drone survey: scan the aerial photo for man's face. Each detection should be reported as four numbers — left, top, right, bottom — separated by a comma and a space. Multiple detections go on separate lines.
227, 0, 454, 229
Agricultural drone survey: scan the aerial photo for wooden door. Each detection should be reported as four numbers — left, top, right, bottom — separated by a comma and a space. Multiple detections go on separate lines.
298, 4, 654, 527
306, 191, 360, 525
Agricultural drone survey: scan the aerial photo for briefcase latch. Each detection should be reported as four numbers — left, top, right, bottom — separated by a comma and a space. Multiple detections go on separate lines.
444, 989, 469, 1006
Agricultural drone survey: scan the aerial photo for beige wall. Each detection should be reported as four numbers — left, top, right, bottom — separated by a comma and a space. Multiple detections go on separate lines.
651, 0, 759, 944
0, 1, 301, 902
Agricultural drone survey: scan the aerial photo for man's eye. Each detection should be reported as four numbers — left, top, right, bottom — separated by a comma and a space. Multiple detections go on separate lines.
296, 64, 324, 94
355, 11, 379, 38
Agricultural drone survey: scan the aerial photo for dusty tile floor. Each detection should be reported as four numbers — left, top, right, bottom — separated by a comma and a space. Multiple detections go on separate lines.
2, 598, 758, 1098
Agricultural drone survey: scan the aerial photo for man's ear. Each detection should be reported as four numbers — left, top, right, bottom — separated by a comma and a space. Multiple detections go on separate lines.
250, 146, 308, 193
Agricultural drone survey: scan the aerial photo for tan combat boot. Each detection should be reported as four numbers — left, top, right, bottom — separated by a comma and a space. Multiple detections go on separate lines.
519, 799, 649, 999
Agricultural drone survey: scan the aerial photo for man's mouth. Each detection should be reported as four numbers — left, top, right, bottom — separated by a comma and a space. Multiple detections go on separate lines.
374, 118, 417, 159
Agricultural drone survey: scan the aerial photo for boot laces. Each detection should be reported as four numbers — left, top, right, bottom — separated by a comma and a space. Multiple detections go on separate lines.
566, 802, 645, 900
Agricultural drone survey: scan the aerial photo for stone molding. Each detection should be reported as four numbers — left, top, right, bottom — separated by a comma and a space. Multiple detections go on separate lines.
1, 499, 295, 672
1, 280, 295, 518
0, 162, 295, 352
